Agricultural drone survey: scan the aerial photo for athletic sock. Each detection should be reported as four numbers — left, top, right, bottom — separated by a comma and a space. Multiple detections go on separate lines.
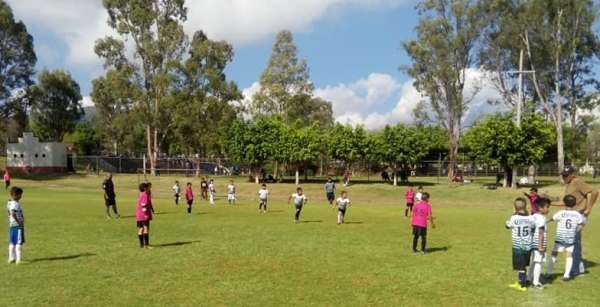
15, 245, 22, 261
565, 257, 573, 277
264, 204, 267, 211
8, 244, 15, 260
533, 262, 542, 285
187, 207, 191, 214
105, 207, 110, 217
143, 233, 149, 246
421, 236, 427, 252
547, 256, 557, 275
138, 234, 144, 247
412, 236, 418, 251
518, 271, 527, 286
337, 213, 341, 223
404, 209, 408, 217
294, 210, 300, 220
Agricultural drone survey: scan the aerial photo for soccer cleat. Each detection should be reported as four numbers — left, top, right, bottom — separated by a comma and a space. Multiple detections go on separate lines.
508, 282, 527, 292
532, 283, 545, 290
7, 259, 15, 264
412, 249, 418, 253
106, 216, 112, 219
116, 214, 121, 218
562, 276, 571, 282
420, 251, 426, 255
543, 274, 552, 280
145, 245, 155, 250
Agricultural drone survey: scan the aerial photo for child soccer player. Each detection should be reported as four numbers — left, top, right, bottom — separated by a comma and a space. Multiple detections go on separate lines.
415, 186, 424, 202
505, 198, 536, 291
545, 195, 584, 281
523, 187, 539, 214
185, 182, 194, 215
200, 178, 208, 201
336, 191, 351, 224
208, 179, 216, 205
288, 187, 308, 223
7, 187, 25, 264
227, 180, 236, 206
258, 184, 269, 213
173, 181, 181, 205
136, 183, 154, 249
405, 184, 415, 218
4, 171, 10, 189
411, 192, 435, 254
527, 197, 551, 289
325, 177, 336, 210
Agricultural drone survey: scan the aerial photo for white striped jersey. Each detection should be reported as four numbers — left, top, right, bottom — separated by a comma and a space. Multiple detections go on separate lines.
552, 210, 583, 245
531, 213, 547, 250
7, 200, 23, 228
337, 197, 350, 210
228, 184, 235, 194
505, 213, 535, 254
258, 189, 269, 200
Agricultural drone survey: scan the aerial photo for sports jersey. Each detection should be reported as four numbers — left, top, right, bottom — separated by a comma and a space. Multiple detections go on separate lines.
531, 213, 547, 250
552, 210, 584, 245
291, 193, 307, 206
200, 181, 208, 189
102, 179, 116, 198
228, 184, 235, 194
173, 185, 180, 195
405, 189, 415, 204
209, 183, 215, 193
185, 187, 193, 201
415, 192, 423, 202
136, 192, 152, 222
411, 201, 432, 228
7, 200, 23, 227
325, 182, 335, 193
259, 189, 269, 200
337, 197, 350, 210
505, 213, 535, 254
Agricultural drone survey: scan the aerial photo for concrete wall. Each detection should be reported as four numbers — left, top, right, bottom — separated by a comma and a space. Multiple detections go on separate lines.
6, 132, 67, 174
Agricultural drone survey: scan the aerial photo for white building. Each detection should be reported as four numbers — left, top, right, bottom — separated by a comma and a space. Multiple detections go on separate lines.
6, 132, 68, 174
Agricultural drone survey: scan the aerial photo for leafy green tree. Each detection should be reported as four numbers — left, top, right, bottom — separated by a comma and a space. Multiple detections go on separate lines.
251, 30, 333, 127
30, 69, 84, 142
0, 1, 36, 134
462, 113, 555, 187
374, 124, 427, 186
63, 122, 101, 156
401, 0, 486, 182
326, 123, 368, 170
282, 121, 323, 185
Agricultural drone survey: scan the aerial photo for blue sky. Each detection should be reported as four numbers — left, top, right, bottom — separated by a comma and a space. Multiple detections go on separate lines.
7, 0, 507, 128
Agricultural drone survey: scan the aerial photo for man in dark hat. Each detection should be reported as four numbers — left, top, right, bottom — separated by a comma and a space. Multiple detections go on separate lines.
552, 166, 598, 277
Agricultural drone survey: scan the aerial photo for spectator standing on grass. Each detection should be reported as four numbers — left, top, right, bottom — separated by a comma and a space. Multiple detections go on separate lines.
4, 171, 10, 189
102, 173, 120, 219
551, 166, 598, 277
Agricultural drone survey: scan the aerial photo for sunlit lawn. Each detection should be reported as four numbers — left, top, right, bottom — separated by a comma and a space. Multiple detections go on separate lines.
0, 173, 598, 307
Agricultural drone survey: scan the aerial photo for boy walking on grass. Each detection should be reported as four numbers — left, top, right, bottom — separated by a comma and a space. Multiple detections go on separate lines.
288, 187, 307, 223
227, 180, 236, 206
173, 181, 181, 205
505, 198, 535, 291
404, 184, 415, 218
411, 192, 434, 254
208, 180, 216, 205
185, 182, 194, 215
258, 184, 269, 213
336, 191, 351, 224
136, 183, 154, 249
545, 195, 584, 281
7, 187, 25, 264
527, 198, 551, 289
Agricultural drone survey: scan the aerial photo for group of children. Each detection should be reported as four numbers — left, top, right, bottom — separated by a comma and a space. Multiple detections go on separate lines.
506, 194, 585, 291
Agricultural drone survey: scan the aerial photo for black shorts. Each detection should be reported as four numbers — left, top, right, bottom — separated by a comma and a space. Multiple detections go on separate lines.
326, 192, 335, 201
406, 203, 414, 208
174, 193, 180, 198
338, 208, 346, 215
412, 226, 427, 236
512, 251, 532, 270
136, 220, 150, 228
5, 180, 10, 186
295, 204, 303, 211
105, 198, 116, 206
260, 199, 268, 205
187, 200, 193, 206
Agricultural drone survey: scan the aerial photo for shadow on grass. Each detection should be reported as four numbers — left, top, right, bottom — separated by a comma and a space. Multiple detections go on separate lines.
153, 211, 176, 215
425, 246, 450, 253
32, 252, 96, 262
154, 240, 201, 247
265, 210, 283, 213
195, 212, 213, 215
345, 222, 363, 224
276, 178, 437, 187
583, 259, 598, 269
299, 220, 323, 223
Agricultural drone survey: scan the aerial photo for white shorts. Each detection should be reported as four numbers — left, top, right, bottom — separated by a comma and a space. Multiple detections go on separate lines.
553, 243, 575, 253
228, 194, 235, 200
532, 250, 546, 262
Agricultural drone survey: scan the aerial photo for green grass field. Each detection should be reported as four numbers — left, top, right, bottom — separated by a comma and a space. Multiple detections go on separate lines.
0, 173, 598, 307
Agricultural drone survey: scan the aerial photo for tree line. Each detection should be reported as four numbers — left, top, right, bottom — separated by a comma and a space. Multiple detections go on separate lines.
1, 0, 599, 184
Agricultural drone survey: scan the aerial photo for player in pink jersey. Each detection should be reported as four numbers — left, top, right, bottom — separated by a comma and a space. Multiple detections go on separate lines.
404, 184, 415, 218
136, 183, 154, 249
411, 192, 435, 254
4, 171, 10, 189
185, 182, 194, 215
523, 187, 539, 214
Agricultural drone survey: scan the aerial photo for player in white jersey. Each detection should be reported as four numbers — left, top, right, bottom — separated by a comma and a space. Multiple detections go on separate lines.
208, 179, 216, 205
527, 198, 551, 289
288, 187, 307, 223
173, 181, 181, 205
7, 187, 25, 264
336, 191, 351, 224
258, 184, 269, 213
505, 198, 535, 292
546, 195, 584, 281
415, 186, 424, 202
227, 180, 236, 206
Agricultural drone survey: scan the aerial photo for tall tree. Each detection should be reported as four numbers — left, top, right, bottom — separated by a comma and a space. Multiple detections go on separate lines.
326, 123, 368, 171
0, 1, 36, 134
251, 30, 333, 126
375, 124, 427, 186
29, 69, 84, 142
63, 122, 101, 156
95, 0, 188, 174
401, 0, 485, 181
282, 121, 323, 185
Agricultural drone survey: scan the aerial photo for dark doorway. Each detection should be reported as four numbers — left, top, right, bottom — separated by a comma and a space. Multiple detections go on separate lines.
67, 154, 75, 173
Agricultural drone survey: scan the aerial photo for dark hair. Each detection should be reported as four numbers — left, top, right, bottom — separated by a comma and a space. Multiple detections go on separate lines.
533, 197, 551, 210
10, 187, 23, 196
408, 184, 414, 188
418, 186, 423, 190
261, 183, 266, 187
138, 183, 148, 192
421, 192, 430, 201
530, 187, 538, 192
297, 187, 303, 192
564, 195, 577, 208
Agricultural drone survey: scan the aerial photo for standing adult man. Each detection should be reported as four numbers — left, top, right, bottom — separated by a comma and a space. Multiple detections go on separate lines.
102, 173, 121, 219
325, 177, 336, 210
552, 166, 598, 277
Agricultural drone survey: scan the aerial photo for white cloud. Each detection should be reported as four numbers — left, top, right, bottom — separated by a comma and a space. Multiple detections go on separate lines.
8, 0, 409, 68
81, 96, 94, 107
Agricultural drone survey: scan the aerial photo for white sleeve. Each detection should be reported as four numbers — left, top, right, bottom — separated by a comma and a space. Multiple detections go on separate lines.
535, 216, 546, 229
505, 218, 512, 228
552, 211, 561, 222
